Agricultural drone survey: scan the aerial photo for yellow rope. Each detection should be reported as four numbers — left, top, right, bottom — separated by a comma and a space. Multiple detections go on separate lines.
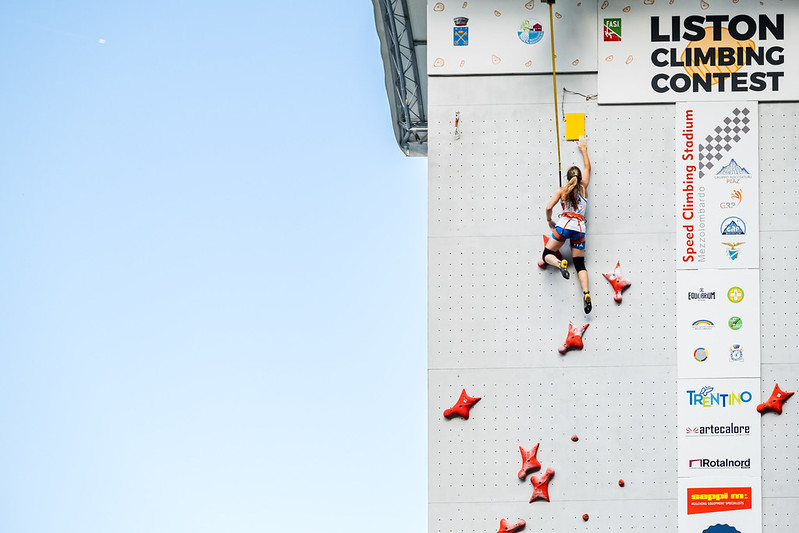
547, 2, 562, 187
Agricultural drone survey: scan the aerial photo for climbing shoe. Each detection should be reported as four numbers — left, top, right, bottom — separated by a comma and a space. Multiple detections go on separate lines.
559, 259, 570, 280
583, 292, 592, 314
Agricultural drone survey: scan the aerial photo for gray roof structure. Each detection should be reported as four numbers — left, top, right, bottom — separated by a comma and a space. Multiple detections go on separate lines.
371, 0, 428, 156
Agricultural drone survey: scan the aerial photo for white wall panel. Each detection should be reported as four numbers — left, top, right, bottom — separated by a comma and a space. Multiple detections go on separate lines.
428, 74, 799, 531
429, 232, 674, 369
430, 367, 675, 504
429, 75, 675, 238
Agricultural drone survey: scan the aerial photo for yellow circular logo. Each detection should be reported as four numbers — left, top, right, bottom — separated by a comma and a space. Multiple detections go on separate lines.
727, 286, 744, 303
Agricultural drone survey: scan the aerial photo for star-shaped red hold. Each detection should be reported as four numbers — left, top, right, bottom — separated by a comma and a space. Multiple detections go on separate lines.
602, 261, 631, 303
529, 467, 555, 502
536, 234, 563, 269
443, 389, 481, 419
497, 518, 526, 533
757, 383, 794, 415
558, 322, 589, 354
518, 443, 541, 480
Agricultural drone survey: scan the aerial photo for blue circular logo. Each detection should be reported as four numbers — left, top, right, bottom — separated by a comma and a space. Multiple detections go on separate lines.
721, 216, 746, 235
702, 525, 741, 533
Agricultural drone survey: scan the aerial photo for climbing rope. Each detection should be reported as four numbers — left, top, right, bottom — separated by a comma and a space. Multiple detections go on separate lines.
546, 0, 561, 187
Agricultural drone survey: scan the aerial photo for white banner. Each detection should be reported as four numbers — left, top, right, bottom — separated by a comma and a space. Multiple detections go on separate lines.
678, 378, 762, 479
676, 102, 759, 269
597, 0, 799, 103
676, 270, 760, 379
678, 477, 762, 533
427, 0, 596, 75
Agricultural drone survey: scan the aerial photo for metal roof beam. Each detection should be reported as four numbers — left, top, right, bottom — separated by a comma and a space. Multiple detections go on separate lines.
377, 0, 427, 155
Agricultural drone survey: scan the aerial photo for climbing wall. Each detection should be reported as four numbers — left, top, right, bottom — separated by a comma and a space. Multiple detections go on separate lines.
427, 72, 799, 531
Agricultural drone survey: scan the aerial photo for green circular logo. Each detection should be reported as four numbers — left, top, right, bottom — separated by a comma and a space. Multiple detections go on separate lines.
728, 316, 742, 330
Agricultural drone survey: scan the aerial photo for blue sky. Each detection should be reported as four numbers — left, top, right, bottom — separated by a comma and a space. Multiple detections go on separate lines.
0, 2, 427, 532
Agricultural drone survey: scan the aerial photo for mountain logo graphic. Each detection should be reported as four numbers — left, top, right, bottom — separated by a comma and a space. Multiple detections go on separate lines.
715, 159, 751, 179
721, 217, 746, 235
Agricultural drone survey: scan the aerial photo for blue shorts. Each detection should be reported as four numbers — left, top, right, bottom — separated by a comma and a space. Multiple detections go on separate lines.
552, 226, 586, 250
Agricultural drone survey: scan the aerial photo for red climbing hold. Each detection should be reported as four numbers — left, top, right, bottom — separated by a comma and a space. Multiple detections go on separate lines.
443, 389, 481, 419
757, 383, 794, 415
558, 322, 589, 354
529, 468, 555, 502
582, 514, 589, 521
571, 435, 579, 442
518, 443, 541, 480
602, 261, 631, 303
497, 518, 526, 533
536, 235, 563, 269
618, 479, 625, 487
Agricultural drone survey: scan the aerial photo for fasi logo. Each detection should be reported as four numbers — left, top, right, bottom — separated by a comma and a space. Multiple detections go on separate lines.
604, 18, 621, 42
687, 487, 752, 515
686, 385, 752, 407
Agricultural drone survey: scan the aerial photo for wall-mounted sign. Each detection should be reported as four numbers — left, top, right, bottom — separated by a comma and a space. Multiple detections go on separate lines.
428, 0, 596, 75
676, 270, 760, 380
598, 1, 799, 103
676, 102, 759, 269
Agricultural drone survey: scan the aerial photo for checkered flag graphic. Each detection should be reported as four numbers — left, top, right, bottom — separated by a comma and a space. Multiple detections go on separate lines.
697, 107, 751, 178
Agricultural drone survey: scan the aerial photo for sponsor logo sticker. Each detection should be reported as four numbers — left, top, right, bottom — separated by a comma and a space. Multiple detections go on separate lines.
689, 458, 751, 469
728, 316, 742, 330
688, 288, 715, 301
721, 216, 746, 236
686, 386, 752, 407
692, 319, 714, 330
603, 18, 621, 41
729, 344, 743, 362
685, 423, 751, 436
723, 241, 744, 261
727, 286, 744, 303
687, 487, 752, 515
453, 17, 469, 46
518, 19, 544, 45
694, 347, 709, 362
702, 525, 742, 533
714, 159, 752, 183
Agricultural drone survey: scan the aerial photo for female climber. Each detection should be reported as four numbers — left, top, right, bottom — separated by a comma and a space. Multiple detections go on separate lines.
541, 136, 592, 314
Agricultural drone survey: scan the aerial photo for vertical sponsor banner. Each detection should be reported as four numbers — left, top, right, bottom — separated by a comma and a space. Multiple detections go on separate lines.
678, 378, 762, 478
676, 103, 760, 533
676, 102, 759, 270
676, 270, 760, 379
